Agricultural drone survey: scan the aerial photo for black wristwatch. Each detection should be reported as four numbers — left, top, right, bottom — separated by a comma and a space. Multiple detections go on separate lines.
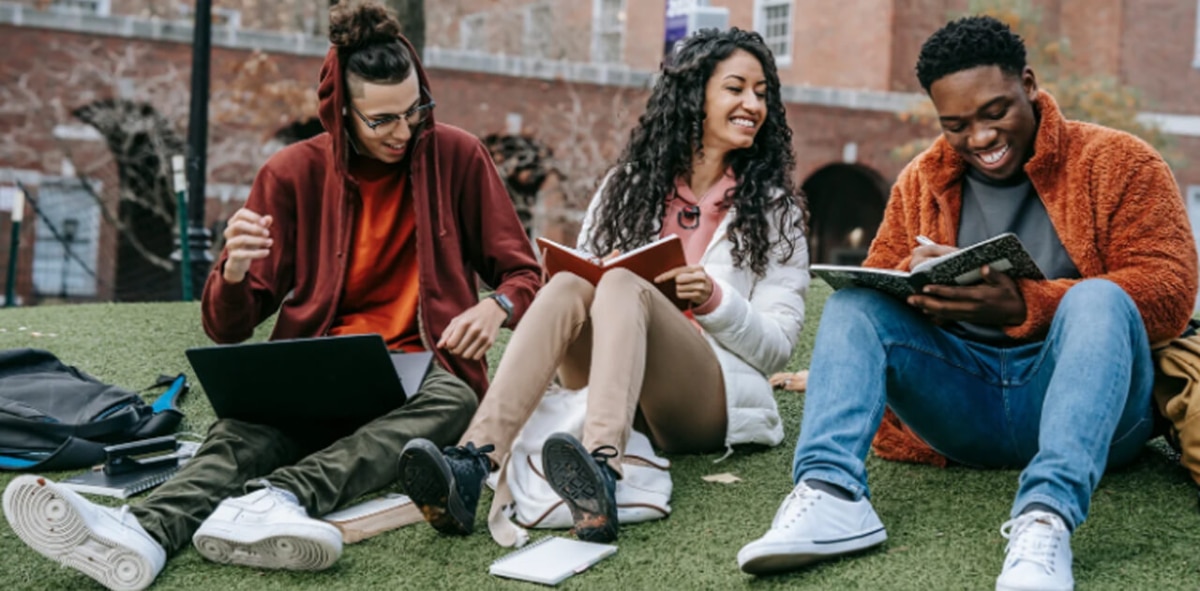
488, 293, 514, 324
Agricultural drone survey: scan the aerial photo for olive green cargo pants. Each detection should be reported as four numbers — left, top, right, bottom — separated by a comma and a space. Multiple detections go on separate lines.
131, 364, 477, 554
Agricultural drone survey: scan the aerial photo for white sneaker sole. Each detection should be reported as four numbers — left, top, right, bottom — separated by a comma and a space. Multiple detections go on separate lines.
193, 520, 342, 571
2, 475, 161, 591
738, 527, 888, 575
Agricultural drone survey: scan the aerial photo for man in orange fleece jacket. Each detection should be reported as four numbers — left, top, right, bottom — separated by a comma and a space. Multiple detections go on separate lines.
739, 16, 1197, 591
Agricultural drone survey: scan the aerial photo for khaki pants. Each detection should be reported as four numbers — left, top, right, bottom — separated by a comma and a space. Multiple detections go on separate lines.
131, 364, 476, 554
462, 270, 727, 475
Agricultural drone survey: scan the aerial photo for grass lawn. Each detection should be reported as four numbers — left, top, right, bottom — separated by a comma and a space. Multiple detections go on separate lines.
1, 283, 1198, 590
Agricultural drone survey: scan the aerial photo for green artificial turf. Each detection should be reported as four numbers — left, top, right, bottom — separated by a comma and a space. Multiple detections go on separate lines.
1, 285, 1198, 590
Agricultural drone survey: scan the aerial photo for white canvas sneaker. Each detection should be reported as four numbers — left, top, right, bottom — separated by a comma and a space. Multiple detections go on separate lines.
737, 481, 887, 575
996, 511, 1074, 591
2, 475, 166, 591
192, 486, 342, 571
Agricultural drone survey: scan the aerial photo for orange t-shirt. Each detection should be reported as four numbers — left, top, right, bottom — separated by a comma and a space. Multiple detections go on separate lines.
328, 161, 424, 352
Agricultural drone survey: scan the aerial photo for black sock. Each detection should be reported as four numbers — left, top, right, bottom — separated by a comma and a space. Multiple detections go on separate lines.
1021, 502, 1069, 526
804, 479, 854, 500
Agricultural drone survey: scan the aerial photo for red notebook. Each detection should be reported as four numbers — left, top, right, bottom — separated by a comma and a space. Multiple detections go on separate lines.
536, 235, 690, 310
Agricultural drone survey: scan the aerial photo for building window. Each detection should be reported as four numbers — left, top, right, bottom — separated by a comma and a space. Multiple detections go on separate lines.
754, 0, 793, 62
1195, 0, 1200, 68
524, 3, 553, 59
592, 0, 625, 64
213, 8, 242, 29
175, 4, 241, 28
50, 0, 110, 16
461, 14, 487, 52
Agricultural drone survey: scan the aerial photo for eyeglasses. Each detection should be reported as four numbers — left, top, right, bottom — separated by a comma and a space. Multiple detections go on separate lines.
349, 90, 436, 136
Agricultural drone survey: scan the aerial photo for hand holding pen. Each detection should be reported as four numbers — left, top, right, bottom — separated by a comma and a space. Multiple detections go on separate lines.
910, 234, 957, 271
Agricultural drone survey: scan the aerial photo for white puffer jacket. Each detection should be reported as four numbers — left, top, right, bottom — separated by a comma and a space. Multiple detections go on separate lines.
576, 181, 810, 449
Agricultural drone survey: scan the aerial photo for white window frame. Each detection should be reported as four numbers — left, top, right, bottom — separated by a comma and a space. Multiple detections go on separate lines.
591, 0, 626, 64
213, 7, 242, 29
523, 3, 553, 59
753, 0, 794, 65
460, 13, 487, 52
1194, 0, 1200, 68
50, 0, 110, 16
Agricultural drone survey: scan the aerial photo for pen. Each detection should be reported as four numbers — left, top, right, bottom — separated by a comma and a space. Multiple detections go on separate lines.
915, 235, 937, 247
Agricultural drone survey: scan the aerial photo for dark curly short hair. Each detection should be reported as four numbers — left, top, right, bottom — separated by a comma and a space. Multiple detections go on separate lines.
916, 15, 1026, 92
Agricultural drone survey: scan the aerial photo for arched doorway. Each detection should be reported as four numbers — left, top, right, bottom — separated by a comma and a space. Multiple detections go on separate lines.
802, 164, 889, 266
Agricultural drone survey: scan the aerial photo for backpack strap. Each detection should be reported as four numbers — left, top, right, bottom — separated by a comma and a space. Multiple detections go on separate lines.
149, 374, 188, 414
125, 374, 190, 442
0, 436, 108, 472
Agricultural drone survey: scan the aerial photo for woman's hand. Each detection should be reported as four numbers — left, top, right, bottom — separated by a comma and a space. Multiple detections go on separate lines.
769, 370, 808, 392
222, 208, 273, 284
654, 264, 713, 306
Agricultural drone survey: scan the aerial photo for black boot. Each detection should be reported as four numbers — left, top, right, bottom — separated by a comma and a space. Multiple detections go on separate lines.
398, 439, 494, 535
541, 432, 619, 543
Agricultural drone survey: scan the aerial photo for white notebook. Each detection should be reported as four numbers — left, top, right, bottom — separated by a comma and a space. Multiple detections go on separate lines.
488, 536, 617, 586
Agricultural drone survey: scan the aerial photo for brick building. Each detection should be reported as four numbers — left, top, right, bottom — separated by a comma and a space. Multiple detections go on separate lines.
1, 0, 1198, 304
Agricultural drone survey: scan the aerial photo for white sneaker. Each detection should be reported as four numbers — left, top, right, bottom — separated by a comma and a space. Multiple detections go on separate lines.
737, 482, 887, 575
2, 475, 166, 591
192, 486, 342, 571
996, 511, 1074, 591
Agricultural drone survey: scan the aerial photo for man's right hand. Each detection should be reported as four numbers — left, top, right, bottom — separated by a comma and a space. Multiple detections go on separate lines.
222, 208, 273, 284
909, 243, 958, 271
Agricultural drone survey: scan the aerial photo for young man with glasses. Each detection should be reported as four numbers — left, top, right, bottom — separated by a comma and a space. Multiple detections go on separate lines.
2, 3, 540, 590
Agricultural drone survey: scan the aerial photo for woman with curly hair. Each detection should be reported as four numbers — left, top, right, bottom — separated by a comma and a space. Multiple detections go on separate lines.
1, 3, 540, 589
400, 28, 810, 544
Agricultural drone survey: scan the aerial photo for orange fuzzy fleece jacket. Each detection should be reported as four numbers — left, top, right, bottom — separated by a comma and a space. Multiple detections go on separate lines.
864, 91, 1199, 467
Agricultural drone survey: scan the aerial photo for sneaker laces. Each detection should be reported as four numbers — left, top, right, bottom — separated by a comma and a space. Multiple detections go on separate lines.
1000, 512, 1066, 575
772, 482, 821, 529
446, 442, 496, 472
590, 445, 619, 465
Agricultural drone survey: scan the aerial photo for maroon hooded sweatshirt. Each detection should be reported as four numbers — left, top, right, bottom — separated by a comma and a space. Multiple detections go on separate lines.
200, 37, 541, 398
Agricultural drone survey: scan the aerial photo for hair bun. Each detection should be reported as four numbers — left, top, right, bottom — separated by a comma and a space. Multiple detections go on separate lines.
329, 1, 402, 49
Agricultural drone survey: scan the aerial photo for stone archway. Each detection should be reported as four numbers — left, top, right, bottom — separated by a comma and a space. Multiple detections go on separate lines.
802, 163, 889, 266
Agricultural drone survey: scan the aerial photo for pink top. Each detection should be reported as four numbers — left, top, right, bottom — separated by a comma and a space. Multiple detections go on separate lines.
661, 169, 737, 314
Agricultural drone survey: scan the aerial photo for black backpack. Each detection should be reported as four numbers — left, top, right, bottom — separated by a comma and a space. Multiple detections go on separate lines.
0, 348, 187, 471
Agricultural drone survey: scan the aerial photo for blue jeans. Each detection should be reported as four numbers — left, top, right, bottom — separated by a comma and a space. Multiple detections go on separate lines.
791, 280, 1154, 530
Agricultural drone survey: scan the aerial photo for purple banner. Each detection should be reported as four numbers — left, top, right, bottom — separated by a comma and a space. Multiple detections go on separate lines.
664, 0, 696, 59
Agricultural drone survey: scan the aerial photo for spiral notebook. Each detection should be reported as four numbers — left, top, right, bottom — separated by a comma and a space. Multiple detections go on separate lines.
61, 441, 200, 499
488, 536, 617, 586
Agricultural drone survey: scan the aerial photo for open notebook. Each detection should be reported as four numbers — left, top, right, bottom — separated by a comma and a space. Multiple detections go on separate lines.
536, 235, 689, 310
489, 536, 617, 586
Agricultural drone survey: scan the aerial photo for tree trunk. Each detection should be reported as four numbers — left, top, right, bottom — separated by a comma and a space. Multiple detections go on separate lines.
385, 0, 425, 58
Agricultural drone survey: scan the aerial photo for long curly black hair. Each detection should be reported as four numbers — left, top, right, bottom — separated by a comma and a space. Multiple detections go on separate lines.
585, 28, 806, 277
